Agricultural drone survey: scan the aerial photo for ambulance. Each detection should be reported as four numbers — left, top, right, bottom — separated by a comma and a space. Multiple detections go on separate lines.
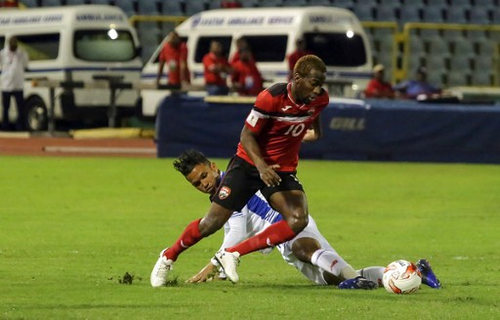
0, 5, 142, 131
140, 6, 373, 117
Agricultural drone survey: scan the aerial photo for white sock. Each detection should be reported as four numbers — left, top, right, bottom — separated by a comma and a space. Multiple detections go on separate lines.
310, 249, 350, 277
357, 266, 385, 286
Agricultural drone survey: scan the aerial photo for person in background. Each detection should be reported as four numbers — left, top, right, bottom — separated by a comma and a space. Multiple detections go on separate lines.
0, 36, 29, 131
287, 38, 311, 80
364, 64, 395, 99
394, 66, 441, 99
230, 37, 254, 65
156, 31, 190, 89
231, 48, 263, 96
220, 0, 242, 8
202, 40, 231, 95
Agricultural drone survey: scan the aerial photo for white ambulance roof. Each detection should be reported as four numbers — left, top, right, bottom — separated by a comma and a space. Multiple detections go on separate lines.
0, 5, 130, 30
176, 6, 363, 33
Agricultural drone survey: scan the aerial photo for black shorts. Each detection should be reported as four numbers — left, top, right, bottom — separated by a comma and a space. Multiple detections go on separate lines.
212, 156, 304, 211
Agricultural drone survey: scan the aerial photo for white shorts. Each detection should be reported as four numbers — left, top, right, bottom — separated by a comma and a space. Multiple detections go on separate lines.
276, 216, 339, 285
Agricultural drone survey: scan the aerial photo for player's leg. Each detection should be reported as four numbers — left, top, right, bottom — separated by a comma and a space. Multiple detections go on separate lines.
2, 91, 11, 130
224, 173, 308, 257
287, 217, 376, 289
13, 91, 25, 131
357, 266, 384, 287
150, 203, 234, 287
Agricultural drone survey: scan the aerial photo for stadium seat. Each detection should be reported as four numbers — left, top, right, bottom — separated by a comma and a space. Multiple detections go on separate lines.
473, 53, 493, 71
449, 55, 471, 71
419, 29, 440, 39
89, 0, 111, 5
449, 0, 471, 5
399, 5, 422, 24
426, 71, 444, 89
425, 55, 447, 73
114, 0, 136, 16
22, 0, 39, 7
447, 70, 469, 87
471, 71, 492, 86
137, 1, 160, 15
474, 0, 495, 5
408, 36, 425, 57
184, 0, 207, 15
239, 0, 259, 7
445, 6, 469, 23
451, 38, 475, 57
375, 5, 399, 22
422, 5, 445, 23
353, 5, 374, 21
65, 0, 87, 5
41, 0, 62, 6
476, 39, 494, 56
442, 30, 465, 42
467, 30, 487, 42
160, 0, 183, 15
427, 37, 450, 56
468, 6, 491, 24
308, 0, 332, 6
331, 0, 353, 10
258, 0, 283, 7
282, 0, 308, 6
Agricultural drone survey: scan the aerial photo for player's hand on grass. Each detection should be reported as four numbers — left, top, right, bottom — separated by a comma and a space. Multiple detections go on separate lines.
186, 262, 219, 283
257, 164, 281, 187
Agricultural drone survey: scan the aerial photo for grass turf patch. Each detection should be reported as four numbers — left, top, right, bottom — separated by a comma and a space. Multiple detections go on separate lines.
0, 156, 499, 319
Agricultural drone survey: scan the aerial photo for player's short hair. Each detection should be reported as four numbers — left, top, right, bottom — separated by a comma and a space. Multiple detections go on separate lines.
173, 149, 210, 176
293, 54, 326, 77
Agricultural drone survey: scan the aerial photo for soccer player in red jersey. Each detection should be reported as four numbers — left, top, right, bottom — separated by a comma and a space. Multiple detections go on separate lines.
151, 55, 333, 286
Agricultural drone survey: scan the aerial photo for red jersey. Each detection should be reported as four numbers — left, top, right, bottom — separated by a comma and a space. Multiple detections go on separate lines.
231, 59, 263, 96
364, 78, 394, 98
202, 52, 229, 86
159, 42, 183, 85
236, 83, 329, 172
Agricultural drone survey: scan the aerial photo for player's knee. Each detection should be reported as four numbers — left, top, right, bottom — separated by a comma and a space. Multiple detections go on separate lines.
288, 213, 308, 234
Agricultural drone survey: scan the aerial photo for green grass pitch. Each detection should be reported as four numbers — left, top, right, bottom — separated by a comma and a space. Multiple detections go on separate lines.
0, 156, 499, 319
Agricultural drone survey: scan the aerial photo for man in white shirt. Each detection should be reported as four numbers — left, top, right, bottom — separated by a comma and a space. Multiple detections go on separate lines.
0, 37, 29, 131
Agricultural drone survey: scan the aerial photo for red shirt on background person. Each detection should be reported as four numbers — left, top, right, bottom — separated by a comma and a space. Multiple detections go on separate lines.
230, 37, 254, 65
231, 49, 263, 96
364, 64, 395, 98
202, 40, 231, 95
156, 32, 189, 88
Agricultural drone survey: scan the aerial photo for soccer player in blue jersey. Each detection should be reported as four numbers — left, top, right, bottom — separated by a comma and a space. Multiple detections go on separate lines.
157, 150, 441, 289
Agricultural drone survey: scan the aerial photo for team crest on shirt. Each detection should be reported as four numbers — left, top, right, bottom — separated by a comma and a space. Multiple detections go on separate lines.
218, 186, 231, 200
307, 107, 316, 115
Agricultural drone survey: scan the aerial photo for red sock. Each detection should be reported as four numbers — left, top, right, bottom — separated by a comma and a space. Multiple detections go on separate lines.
163, 218, 202, 261
226, 220, 296, 256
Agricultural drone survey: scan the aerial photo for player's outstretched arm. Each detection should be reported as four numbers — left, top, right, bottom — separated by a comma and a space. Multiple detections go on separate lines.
302, 116, 322, 142
186, 262, 219, 283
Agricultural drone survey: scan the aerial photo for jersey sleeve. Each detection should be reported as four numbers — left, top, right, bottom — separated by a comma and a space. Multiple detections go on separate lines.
244, 90, 273, 134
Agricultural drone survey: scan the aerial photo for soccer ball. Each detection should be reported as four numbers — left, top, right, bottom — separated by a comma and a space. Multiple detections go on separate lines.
382, 260, 422, 294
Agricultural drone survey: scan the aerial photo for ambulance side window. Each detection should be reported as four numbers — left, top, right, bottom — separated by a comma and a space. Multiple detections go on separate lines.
194, 36, 232, 63
243, 35, 288, 62
17, 33, 60, 61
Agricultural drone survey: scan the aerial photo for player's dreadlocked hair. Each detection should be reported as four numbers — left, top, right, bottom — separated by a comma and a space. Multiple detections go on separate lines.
293, 54, 326, 77
173, 149, 210, 176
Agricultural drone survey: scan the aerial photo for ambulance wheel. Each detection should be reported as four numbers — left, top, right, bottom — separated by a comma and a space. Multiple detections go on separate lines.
25, 97, 48, 132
